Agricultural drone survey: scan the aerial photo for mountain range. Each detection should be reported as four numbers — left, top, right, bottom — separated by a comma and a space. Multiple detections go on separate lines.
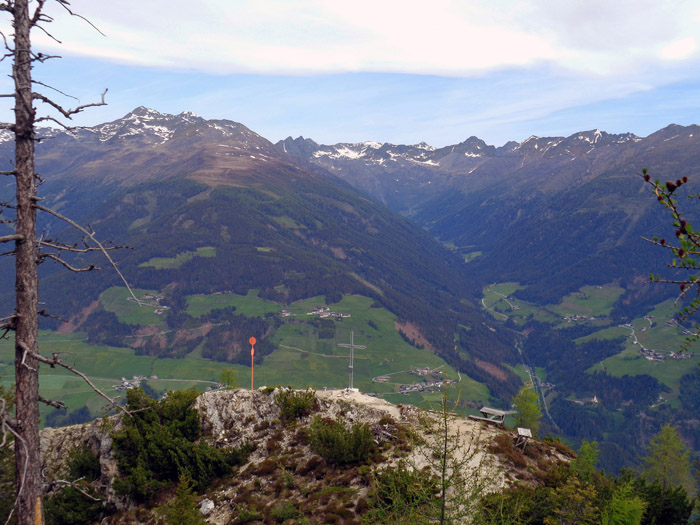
279, 123, 700, 469
1, 108, 699, 471
0, 107, 518, 399
279, 124, 700, 309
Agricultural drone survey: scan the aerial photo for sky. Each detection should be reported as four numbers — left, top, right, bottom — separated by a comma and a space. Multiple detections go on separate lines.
1, 0, 700, 147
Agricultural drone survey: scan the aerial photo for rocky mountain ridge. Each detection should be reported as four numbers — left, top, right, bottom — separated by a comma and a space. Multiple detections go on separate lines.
39, 388, 571, 524
279, 128, 643, 167
275, 125, 694, 212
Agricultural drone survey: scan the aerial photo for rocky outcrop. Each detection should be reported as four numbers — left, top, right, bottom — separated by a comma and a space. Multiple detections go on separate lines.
40, 416, 127, 509
39, 388, 571, 523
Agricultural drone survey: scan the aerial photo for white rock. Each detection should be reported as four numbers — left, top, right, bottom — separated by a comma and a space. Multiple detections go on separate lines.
200, 498, 215, 515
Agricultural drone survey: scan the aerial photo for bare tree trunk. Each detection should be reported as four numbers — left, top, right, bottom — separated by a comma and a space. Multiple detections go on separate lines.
12, 0, 42, 522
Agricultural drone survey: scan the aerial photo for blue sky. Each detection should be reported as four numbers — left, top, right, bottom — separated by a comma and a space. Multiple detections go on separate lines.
2, 0, 700, 147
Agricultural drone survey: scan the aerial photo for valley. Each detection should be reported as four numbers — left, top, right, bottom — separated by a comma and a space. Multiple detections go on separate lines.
0, 288, 489, 427
2, 5, 699, 522
477, 280, 700, 470
1, 108, 699, 476
481, 281, 700, 403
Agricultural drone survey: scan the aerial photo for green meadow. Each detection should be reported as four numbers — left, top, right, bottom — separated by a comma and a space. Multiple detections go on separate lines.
589, 345, 700, 403
100, 287, 166, 326
480, 281, 699, 405
0, 293, 492, 426
0, 331, 226, 423
139, 246, 216, 269
272, 216, 304, 229
262, 295, 473, 397
186, 289, 281, 317
481, 282, 625, 328
585, 298, 700, 402
481, 282, 542, 325
547, 284, 624, 318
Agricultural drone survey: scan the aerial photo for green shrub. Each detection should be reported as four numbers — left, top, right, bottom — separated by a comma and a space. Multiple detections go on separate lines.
112, 387, 252, 503
235, 504, 260, 523
44, 444, 113, 525
270, 500, 300, 522
364, 462, 438, 523
309, 416, 373, 465
67, 445, 101, 481
274, 387, 317, 421
44, 485, 113, 525
158, 475, 207, 525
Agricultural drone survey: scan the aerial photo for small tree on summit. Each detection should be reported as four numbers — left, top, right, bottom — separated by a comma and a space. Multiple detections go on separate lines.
513, 384, 541, 436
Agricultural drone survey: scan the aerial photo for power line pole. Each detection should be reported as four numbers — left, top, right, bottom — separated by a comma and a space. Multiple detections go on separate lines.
338, 331, 366, 390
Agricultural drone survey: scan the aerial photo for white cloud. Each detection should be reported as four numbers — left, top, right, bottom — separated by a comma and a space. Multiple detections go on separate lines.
659, 37, 698, 61
24, 0, 700, 78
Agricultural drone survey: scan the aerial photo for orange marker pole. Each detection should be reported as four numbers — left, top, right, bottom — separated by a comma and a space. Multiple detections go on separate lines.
249, 336, 257, 390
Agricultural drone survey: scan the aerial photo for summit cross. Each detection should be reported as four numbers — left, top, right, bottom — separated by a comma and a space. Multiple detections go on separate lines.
338, 330, 366, 390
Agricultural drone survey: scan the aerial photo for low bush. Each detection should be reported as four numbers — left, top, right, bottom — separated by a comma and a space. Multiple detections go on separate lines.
274, 387, 317, 422
309, 416, 373, 465
235, 504, 260, 524
158, 475, 207, 525
112, 387, 252, 503
67, 445, 101, 481
44, 445, 114, 525
270, 500, 300, 522
364, 461, 438, 523
44, 485, 112, 525
543, 435, 575, 456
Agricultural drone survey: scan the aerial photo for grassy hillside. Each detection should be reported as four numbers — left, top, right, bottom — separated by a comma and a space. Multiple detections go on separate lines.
0, 292, 492, 427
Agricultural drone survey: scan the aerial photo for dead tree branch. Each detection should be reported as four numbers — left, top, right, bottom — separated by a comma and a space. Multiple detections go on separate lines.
33, 88, 107, 119
31, 22, 62, 44
29, 352, 129, 416
40, 252, 98, 272
47, 479, 101, 501
34, 203, 143, 305
32, 79, 76, 99
33, 115, 71, 130
0, 233, 22, 243
29, 0, 48, 26
37, 309, 66, 323
37, 395, 64, 409
39, 239, 119, 253
55, 1, 105, 36
2, 419, 28, 525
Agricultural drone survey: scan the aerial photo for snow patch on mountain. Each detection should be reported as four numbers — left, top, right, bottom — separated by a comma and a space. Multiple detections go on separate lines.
0, 129, 14, 144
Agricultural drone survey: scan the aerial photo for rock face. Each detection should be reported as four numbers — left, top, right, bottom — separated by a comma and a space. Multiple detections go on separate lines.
40, 416, 126, 509
39, 388, 571, 523
194, 388, 414, 450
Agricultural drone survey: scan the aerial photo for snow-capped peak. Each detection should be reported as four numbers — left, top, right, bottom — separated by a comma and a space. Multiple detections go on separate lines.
179, 110, 204, 123
127, 106, 163, 119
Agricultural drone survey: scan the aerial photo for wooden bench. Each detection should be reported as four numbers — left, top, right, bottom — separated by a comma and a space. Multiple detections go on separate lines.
468, 406, 508, 427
